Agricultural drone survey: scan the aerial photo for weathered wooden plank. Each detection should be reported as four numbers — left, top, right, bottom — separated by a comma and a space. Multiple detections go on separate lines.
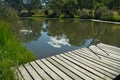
88, 48, 120, 65
73, 50, 120, 73
51, 56, 91, 80
24, 63, 42, 80
95, 45, 120, 58
77, 48, 120, 67
18, 65, 33, 80
16, 69, 24, 80
17, 43, 120, 80
89, 45, 120, 61
41, 58, 73, 80
60, 53, 112, 80
66, 52, 118, 77
30, 61, 52, 80
77, 48, 120, 69
97, 43, 120, 54
35, 60, 62, 80
97, 44, 120, 56
47, 57, 83, 80
55, 55, 97, 80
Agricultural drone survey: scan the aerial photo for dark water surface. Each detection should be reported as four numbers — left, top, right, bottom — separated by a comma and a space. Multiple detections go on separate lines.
19, 18, 120, 59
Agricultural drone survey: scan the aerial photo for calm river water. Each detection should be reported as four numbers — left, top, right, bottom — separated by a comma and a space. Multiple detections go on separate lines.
19, 18, 120, 59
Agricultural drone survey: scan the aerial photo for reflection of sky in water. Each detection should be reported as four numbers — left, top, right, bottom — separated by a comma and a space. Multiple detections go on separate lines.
21, 21, 95, 59
24, 31, 93, 59
48, 34, 71, 48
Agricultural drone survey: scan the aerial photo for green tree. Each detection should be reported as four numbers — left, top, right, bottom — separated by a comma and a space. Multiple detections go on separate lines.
48, 0, 64, 16
25, 0, 41, 13
5, 0, 24, 13
108, 0, 120, 10
63, 0, 78, 16
80, 0, 94, 9
0, 2, 18, 23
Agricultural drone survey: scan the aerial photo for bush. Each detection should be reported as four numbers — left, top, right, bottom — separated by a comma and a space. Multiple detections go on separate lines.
94, 5, 114, 20
118, 10, 120, 16
113, 11, 120, 21
101, 10, 114, 21
20, 11, 34, 17
44, 10, 49, 15
74, 15, 80, 19
80, 9, 93, 19
47, 10, 57, 18
0, 4, 18, 23
59, 15, 68, 18
94, 5, 107, 19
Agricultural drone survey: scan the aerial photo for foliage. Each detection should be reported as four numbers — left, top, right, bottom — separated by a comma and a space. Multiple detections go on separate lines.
94, 4, 114, 21
44, 10, 49, 15
25, 0, 42, 13
80, 9, 93, 19
94, 3, 106, 19
100, 10, 114, 21
113, 11, 120, 21
47, 10, 57, 18
5, 0, 24, 13
1, 0, 120, 20
108, 0, 120, 10
118, 8, 120, 16
0, 2, 35, 80
0, 3, 18, 23
0, 21, 35, 80
59, 14, 71, 18
20, 11, 34, 17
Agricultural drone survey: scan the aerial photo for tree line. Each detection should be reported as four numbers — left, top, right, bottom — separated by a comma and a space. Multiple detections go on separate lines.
1, 0, 120, 21
44, 0, 120, 20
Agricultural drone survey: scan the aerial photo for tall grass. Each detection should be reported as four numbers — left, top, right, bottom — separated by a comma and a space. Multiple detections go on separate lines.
0, 21, 35, 80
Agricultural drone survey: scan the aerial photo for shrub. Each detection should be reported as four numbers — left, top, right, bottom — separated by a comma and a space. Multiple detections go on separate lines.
113, 11, 120, 21
20, 11, 34, 17
47, 10, 57, 18
74, 15, 80, 19
94, 5, 107, 19
44, 10, 49, 15
118, 10, 120, 16
94, 5, 114, 20
80, 9, 93, 19
100, 10, 114, 21
59, 15, 68, 18
0, 4, 18, 23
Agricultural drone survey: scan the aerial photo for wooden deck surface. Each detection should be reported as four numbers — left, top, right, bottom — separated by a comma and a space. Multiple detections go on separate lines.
16, 43, 120, 80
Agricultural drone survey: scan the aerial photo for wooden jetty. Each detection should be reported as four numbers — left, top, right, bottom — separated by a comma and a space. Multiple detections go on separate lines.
16, 43, 120, 80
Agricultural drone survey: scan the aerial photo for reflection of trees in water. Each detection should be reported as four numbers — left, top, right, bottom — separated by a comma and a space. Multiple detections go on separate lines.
46, 20, 97, 46
46, 20, 120, 47
19, 19, 43, 42
94, 22, 120, 47
19, 19, 120, 47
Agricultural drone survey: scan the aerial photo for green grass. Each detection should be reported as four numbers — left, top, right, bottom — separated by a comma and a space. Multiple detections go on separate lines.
0, 21, 36, 80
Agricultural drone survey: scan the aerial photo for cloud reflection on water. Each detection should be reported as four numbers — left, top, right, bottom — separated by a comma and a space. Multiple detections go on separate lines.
48, 34, 71, 48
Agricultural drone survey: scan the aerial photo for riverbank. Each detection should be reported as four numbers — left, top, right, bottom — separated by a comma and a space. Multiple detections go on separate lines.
0, 21, 36, 80
31, 9, 120, 22
26, 16, 120, 25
